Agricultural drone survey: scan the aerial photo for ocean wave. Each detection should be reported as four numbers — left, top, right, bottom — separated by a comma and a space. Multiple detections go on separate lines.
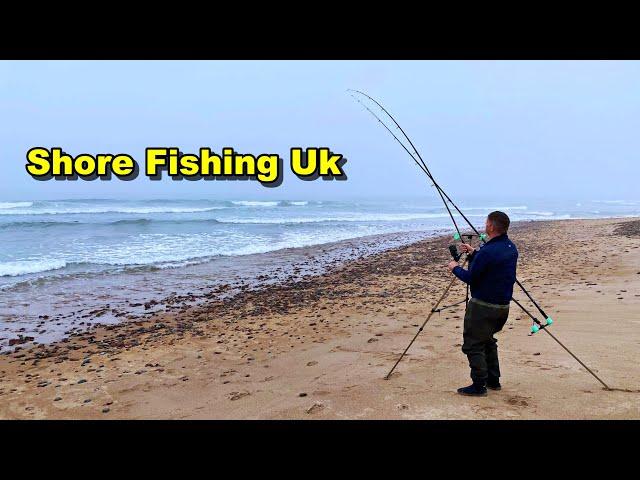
0, 259, 67, 277
111, 218, 153, 226
592, 200, 638, 206
519, 213, 572, 220
463, 205, 528, 211
217, 212, 484, 224
0, 220, 79, 229
521, 211, 554, 217
109, 218, 221, 226
74, 229, 426, 269
0, 217, 227, 229
0, 202, 33, 209
231, 200, 310, 207
231, 200, 280, 207
0, 224, 434, 279
0, 206, 226, 215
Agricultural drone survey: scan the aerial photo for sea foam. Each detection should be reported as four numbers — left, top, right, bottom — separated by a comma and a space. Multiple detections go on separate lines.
0, 259, 67, 277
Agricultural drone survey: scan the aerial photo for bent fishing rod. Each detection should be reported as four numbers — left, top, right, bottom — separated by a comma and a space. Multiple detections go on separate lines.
348, 89, 547, 320
348, 89, 611, 390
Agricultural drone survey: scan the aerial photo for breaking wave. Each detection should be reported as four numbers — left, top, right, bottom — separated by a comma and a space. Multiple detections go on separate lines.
0, 202, 34, 209
0, 259, 67, 277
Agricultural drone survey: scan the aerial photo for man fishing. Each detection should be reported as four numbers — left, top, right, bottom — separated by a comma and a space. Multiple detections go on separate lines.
447, 211, 518, 396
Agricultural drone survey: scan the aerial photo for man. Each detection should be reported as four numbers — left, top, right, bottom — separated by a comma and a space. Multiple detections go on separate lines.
447, 211, 518, 396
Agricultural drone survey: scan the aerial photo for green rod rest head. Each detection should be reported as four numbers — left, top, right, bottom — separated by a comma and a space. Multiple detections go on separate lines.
545, 317, 553, 326
531, 325, 540, 334
479, 233, 488, 241
453, 233, 461, 241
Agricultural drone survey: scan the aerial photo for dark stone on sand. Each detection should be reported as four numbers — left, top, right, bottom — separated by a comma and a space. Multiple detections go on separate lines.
102, 407, 110, 413
228, 391, 250, 401
77, 379, 87, 384
8, 336, 35, 346
299, 392, 307, 397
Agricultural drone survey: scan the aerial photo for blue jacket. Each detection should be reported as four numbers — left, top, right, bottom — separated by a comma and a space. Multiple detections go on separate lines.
452, 233, 518, 305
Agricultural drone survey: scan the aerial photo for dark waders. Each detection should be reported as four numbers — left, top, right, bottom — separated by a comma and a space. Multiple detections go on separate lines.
462, 298, 509, 386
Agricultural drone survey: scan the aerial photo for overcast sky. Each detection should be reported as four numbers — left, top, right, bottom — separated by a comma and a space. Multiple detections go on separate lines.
1, 60, 638, 202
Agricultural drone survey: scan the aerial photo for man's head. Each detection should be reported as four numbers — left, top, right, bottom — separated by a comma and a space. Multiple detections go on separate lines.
485, 211, 510, 239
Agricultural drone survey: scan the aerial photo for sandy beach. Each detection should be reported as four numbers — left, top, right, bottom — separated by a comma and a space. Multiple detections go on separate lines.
0, 217, 639, 419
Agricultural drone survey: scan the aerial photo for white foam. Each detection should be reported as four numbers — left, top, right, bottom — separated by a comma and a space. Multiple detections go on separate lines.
231, 201, 279, 207
593, 200, 638, 206
220, 212, 484, 224
522, 211, 554, 217
0, 206, 225, 215
37, 224, 430, 271
0, 202, 33, 209
463, 205, 528, 211
0, 259, 67, 277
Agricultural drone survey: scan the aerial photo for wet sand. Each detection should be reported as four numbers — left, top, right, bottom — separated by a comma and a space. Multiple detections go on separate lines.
0, 217, 639, 419
0, 230, 436, 349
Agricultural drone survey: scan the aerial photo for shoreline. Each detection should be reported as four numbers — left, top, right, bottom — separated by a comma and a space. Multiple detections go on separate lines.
1, 214, 626, 351
0, 217, 639, 419
0, 229, 441, 351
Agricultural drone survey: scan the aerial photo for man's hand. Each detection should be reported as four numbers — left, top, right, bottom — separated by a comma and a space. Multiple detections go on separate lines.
447, 261, 458, 272
459, 243, 476, 254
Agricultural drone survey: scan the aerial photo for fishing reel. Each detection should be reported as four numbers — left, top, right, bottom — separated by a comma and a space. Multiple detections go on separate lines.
448, 244, 462, 262
530, 317, 554, 334
449, 232, 486, 261
453, 232, 488, 242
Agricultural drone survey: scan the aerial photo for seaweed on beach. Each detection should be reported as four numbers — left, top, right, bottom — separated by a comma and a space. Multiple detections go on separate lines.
613, 219, 640, 238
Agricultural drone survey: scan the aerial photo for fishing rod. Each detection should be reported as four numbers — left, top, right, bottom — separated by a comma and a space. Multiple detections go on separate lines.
349, 89, 611, 390
385, 256, 469, 380
348, 91, 464, 238
510, 298, 609, 388
349, 89, 545, 322
350, 89, 546, 306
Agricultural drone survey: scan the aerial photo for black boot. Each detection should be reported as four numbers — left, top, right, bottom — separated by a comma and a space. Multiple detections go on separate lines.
457, 384, 487, 396
487, 377, 502, 391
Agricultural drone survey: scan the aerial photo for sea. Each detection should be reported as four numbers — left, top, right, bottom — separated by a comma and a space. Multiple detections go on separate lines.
0, 198, 638, 350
